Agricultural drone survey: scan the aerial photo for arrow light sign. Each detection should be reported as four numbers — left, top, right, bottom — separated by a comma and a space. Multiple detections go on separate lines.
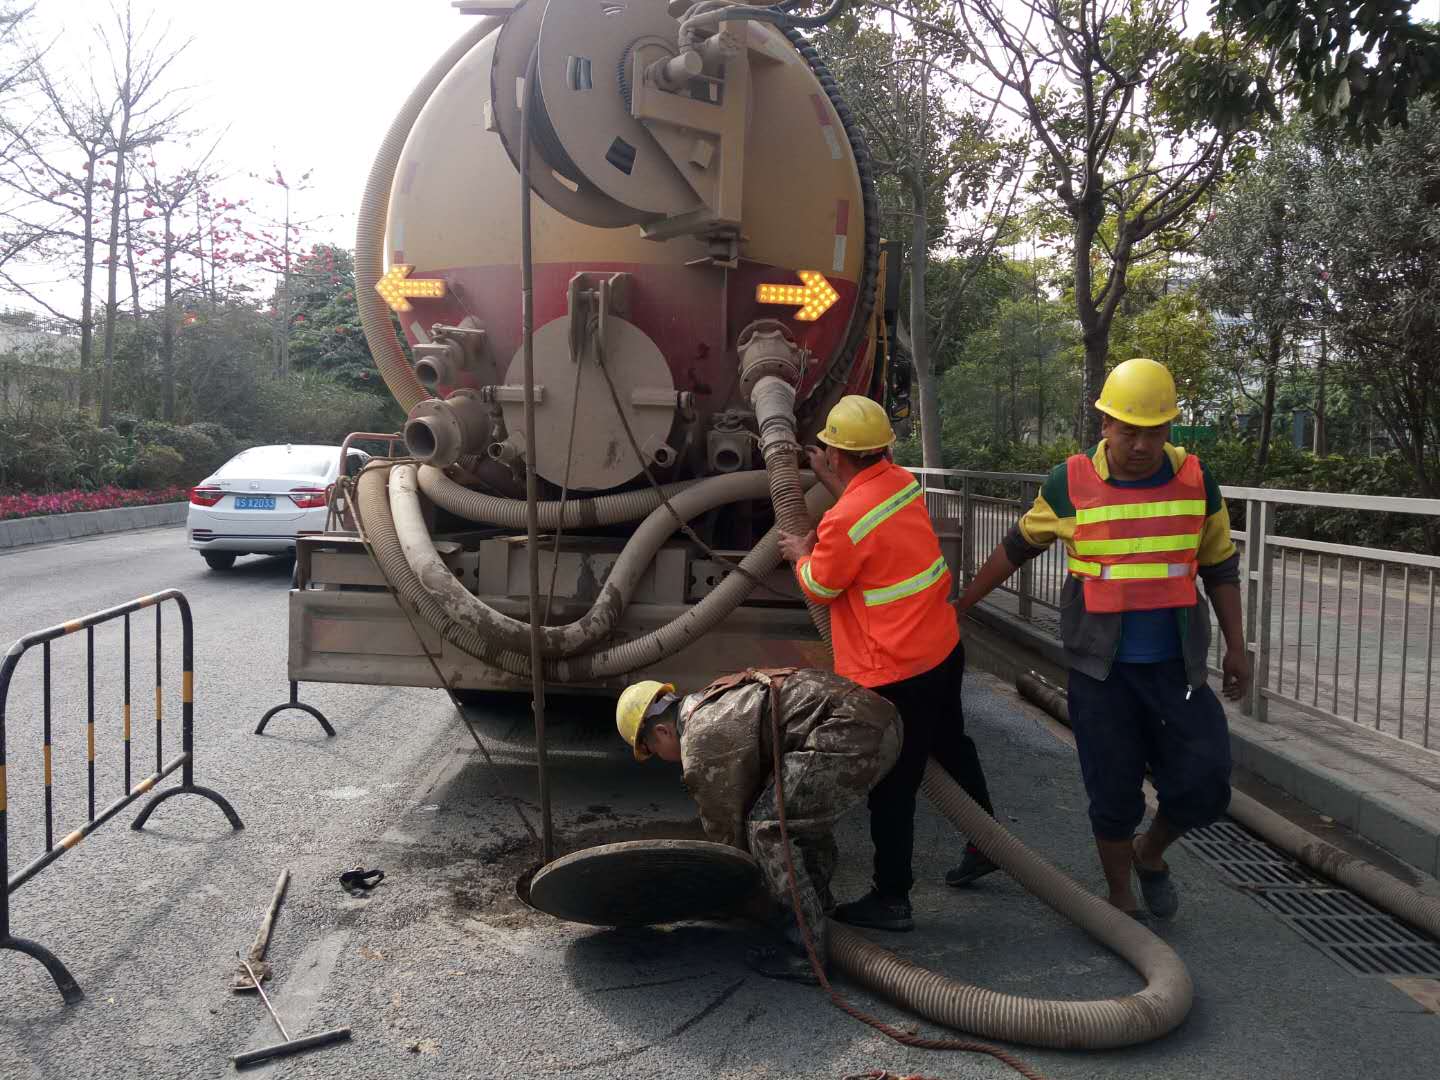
376, 264, 447, 313
756, 270, 839, 321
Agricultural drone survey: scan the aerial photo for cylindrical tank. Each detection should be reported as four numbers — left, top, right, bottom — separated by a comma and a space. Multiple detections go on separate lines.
377, 0, 876, 494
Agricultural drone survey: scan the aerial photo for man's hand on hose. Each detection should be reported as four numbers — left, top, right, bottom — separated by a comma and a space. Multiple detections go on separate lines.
778, 529, 817, 563
1221, 647, 1252, 701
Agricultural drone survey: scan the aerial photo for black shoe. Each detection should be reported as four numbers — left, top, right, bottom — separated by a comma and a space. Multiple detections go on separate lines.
831, 888, 913, 932
746, 944, 822, 985
946, 846, 1000, 888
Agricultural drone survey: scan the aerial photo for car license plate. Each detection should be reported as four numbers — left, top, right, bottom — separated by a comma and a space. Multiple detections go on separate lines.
234, 496, 275, 510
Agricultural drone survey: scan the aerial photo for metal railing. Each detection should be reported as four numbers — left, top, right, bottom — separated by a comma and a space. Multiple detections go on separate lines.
913, 467, 1440, 755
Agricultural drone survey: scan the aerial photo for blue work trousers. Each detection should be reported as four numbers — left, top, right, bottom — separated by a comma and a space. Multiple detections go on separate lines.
1068, 659, 1232, 841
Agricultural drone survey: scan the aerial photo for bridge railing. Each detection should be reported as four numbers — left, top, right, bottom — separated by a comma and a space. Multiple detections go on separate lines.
912, 467, 1440, 756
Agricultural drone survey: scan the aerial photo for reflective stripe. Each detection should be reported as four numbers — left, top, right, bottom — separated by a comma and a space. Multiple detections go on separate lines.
1074, 499, 1206, 525
800, 560, 842, 599
1072, 532, 1201, 557
1069, 558, 1193, 580
848, 481, 921, 543
862, 555, 949, 607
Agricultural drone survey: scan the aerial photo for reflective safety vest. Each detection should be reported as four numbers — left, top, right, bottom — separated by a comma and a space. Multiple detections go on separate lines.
796, 460, 959, 687
1065, 452, 1206, 614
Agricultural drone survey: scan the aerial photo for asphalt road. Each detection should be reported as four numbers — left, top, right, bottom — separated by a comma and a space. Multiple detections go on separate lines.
2, 526, 1438, 1080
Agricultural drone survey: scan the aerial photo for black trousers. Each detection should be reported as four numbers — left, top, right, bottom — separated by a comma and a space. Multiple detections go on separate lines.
868, 641, 994, 898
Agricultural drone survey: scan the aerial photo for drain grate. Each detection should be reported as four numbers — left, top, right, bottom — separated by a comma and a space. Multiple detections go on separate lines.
1181, 821, 1440, 978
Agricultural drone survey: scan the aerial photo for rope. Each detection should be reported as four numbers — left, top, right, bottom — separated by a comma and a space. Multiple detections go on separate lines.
762, 677, 1050, 1080
592, 338, 794, 601
543, 318, 589, 624
343, 465, 541, 848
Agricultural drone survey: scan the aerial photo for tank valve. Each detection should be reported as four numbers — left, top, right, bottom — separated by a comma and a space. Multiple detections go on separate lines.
707, 410, 754, 474
404, 389, 491, 466
413, 324, 492, 394
737, 319, 806, 397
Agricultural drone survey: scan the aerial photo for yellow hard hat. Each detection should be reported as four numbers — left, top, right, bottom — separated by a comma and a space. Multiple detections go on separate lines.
616, 680, 675, 762
1095, 358, 1180, 427
816, 395, 895, 452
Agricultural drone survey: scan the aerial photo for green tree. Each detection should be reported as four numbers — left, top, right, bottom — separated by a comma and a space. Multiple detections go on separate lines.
1213, 2, 1440, 143
285, 244, 377, 393
1200, 120, 1323, 475
936, 0, 1270, 445
819, 3, 1024, 466
1307, 98, 1440, 505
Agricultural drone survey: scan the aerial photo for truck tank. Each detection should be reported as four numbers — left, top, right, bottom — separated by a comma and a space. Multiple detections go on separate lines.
291, 0, 908, 693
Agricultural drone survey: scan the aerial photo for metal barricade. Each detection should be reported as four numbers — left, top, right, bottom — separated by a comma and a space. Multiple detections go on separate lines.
1, 589, 243, 1004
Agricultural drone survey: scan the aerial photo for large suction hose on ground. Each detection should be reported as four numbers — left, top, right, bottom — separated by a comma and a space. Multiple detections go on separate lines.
392, 466, 797, 658
743, 393, 1194, 1048
355, 464, 835, 682
1016, 671, 1440, 942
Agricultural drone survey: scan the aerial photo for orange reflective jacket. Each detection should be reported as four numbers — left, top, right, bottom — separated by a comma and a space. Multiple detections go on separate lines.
1065, 452, 1206, 614
795, 461, 958, 687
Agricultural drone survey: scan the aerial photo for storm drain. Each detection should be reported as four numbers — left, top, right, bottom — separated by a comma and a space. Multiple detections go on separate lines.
1181, 821, 1440, 978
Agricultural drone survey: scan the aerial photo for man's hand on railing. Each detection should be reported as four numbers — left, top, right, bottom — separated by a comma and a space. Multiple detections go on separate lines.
1222, 648, 1253, 702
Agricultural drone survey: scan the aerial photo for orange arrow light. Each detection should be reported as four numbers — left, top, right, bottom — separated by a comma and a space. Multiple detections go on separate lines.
375, 264, 446, 313
756, 270, 839, 322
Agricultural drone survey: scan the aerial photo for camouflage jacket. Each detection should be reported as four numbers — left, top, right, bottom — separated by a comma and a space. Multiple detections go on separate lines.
677, 667, 899, 849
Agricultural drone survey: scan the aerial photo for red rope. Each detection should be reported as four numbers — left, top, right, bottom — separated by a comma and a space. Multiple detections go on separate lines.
764, 678, 1051, 1080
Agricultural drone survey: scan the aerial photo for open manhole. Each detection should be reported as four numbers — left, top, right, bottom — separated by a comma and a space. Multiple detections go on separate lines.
521, 838, 761, 927
1182, 821, 1440, 978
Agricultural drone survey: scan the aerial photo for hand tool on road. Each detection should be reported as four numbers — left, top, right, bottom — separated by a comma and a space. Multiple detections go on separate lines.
230, 955, 352, 1069
229, 868, 290, 992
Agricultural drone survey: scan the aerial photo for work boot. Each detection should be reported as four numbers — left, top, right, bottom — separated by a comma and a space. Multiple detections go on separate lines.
946, 844, 999, 888
831, 888, 913, 932
746, 943, 822, 985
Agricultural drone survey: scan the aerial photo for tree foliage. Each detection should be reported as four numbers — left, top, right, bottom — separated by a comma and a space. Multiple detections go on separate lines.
1213, 1, 1440, 142
1307, 98, 1440, 500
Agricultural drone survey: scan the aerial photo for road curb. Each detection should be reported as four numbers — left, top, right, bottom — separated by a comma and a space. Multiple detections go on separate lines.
962, 603, 1440, 879
0, 502, 187, 551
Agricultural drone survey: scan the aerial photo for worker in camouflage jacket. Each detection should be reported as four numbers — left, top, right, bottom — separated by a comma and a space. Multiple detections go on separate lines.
616, 667, 900, 983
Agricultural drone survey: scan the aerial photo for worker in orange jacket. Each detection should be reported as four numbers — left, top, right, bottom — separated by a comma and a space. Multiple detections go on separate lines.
777, 395, 997, 932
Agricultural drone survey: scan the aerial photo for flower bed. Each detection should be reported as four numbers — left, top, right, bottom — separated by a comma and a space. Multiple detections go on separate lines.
0, 485, 190, 522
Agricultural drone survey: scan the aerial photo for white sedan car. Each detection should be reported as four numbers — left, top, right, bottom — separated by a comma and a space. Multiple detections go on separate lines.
187, 444, 368, 570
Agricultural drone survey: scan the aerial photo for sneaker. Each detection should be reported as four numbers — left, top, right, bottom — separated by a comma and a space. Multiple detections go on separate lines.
945, 845, 1000, 888
831, 888, 913, 932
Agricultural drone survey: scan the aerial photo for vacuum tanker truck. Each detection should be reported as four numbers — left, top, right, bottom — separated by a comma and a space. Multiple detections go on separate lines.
291, 0, 913, 693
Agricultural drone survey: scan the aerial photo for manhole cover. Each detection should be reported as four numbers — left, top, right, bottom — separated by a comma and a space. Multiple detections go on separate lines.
526, 839, 761, 927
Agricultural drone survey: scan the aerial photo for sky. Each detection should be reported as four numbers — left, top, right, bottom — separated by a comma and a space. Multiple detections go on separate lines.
22, 0, 480, 273
10, 0, 1440, 318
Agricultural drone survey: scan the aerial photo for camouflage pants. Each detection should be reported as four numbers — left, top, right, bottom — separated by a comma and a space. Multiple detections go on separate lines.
746, 714, 901, 962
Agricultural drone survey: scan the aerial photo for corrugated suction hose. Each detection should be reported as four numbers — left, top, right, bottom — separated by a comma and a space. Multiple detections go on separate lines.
416, 464, 699, 529
391, 466, 797, 659
354, 464, 835, 683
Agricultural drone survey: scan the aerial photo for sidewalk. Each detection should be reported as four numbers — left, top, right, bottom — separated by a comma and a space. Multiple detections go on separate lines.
964, 603, 1440, 880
